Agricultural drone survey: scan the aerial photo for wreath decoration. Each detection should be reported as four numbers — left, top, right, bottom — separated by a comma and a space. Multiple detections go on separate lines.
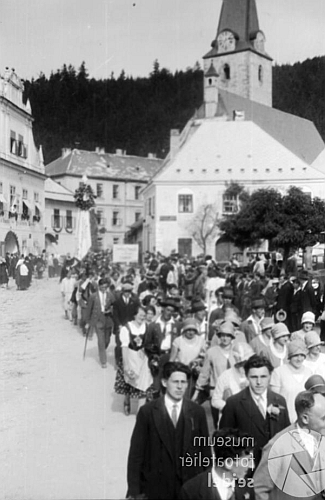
74, 183, 96, 210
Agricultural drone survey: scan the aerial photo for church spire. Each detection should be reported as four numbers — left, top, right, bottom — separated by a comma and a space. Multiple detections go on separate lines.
217, 0, 259, 47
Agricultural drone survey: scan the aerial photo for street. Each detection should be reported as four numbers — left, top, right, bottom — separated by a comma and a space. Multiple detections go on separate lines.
0, 277, 135, 500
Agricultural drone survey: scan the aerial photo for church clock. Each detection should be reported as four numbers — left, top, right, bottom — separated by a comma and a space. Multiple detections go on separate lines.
217, 30, 236, 53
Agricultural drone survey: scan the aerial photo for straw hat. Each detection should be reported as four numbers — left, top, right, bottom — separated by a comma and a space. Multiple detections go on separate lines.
271, 323, 290, 340
287, 339, 308, 359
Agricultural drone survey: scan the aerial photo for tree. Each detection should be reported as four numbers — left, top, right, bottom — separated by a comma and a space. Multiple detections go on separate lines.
219, 186, 325, 266
189, 204, 219, 254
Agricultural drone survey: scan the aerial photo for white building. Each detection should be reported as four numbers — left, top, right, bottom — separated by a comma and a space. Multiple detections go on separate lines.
44, 178, 77, 256
0, 67, 45, 256
142, 0, 325, 258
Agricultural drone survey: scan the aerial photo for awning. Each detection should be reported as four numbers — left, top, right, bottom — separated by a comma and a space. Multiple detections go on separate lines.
23, 199, 32, 210
0, 194, 7, 204
35, 202, 42, 211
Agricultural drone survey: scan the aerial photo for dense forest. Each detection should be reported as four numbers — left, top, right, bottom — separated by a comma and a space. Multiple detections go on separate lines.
23, 57, 325, 165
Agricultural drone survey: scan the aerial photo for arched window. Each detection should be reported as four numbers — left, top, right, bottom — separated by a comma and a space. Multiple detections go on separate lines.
208, 78, 212, 85
224, 64, 230, 80
258, 65, 263, 83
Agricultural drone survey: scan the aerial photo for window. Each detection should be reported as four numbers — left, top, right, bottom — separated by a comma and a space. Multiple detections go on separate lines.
178, 194, 193, 213
148, 198, 152, 216
258, 65, 263, 83
10, 131, 17, 154
96, 183, 103, 197
0, 182, 2, 193
53, 209, 61, 229
10, 185, 18, 212
135, 212, 141, 222
113, 185, 119, 199
222, 194, 238, 214
224, 64, 230, 80
152, 196, 155, 216
178, 238, 192, 257
96, 210, 104, 225
66, 210, 73, 229
34, 192, 39, 202
113, 237, 119, 245
135, 186, 141, 200
22, 189, 28, 200
112, 211, 119, 226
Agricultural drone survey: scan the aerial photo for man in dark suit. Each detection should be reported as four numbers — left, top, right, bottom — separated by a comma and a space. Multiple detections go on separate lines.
84, 278, 115, 368
180, 428, 255, 500
127, 362, 211, 500
299, 270, 317, 318
112, 279, 140, 364
144, 297, 182, 398
275, 274, 294, 330
219, 354, 290, 468
254, 390, 325, 500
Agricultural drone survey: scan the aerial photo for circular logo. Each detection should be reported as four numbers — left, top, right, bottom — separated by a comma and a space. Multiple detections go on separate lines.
267, 429, 325, 497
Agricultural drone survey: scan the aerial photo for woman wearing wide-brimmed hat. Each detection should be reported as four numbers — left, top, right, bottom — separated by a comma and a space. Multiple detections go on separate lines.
303, 330, 325, 378
270, 339, 312, 422
262, 322, 290, 368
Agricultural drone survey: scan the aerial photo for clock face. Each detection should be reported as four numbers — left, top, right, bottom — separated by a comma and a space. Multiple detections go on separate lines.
218, 30, 235, 52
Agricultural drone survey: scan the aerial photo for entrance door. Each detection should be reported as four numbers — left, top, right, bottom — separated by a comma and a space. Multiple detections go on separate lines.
178, 238, 192, 257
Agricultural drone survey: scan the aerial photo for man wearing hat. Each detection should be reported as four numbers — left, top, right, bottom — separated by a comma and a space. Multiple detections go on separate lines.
240, 298, 265, 343
275, 274, 294, 330
299, 270, 317, 319
208, 287, 239, 336
255, 390, 325, 500
220, 354, 290, 467
190, 299, 208, 338
84, 278, 115, 368
112, 278, 140, 364
144, 297, 182, 398
137, 270, 157, 296
305, 374, 325, 394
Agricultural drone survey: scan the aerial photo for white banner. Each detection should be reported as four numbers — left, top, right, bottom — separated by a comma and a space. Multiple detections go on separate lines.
112, 244, 139, 263
75, 210, 92, 260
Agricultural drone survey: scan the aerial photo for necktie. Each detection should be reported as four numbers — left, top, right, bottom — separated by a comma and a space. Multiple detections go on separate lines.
171, 404, 178, 427
227, 484, 234, 500
256, 396, 266, 418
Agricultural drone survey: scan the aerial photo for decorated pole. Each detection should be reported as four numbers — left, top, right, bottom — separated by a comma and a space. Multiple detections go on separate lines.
74, 175, 97, 260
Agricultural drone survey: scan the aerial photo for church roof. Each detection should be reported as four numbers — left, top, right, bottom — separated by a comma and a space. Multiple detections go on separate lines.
45, 149, 162, 182
212, 89, 324, 165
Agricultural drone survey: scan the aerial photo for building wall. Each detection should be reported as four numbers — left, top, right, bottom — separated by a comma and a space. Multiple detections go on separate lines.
203, 50, 272, 106
44, 199, 78, 256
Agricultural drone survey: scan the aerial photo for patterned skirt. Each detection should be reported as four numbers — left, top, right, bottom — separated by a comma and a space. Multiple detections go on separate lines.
114, 360, 154, 399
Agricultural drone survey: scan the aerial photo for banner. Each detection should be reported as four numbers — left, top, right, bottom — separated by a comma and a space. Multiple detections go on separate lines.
112, 244, 139, 263
75, 209, 92, 260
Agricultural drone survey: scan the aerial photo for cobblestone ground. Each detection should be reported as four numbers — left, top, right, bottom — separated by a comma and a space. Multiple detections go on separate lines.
0, 277, 136, 500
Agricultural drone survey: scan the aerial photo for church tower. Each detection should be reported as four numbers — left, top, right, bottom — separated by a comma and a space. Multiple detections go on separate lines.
203, 0, 273, 107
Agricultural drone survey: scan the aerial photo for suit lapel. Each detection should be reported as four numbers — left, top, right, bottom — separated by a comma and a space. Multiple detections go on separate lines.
182, 399, 194, 455
152, 397, 174, 460
240, 387, 266, 435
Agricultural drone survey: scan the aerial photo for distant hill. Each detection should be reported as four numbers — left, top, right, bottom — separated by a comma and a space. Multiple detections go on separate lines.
23, 57, 325, 165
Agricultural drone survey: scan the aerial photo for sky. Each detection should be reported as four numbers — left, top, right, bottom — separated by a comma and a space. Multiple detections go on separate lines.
0, 0, 325, 81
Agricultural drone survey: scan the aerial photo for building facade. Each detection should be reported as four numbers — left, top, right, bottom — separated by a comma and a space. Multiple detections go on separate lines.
44, 178, 78, 256
142, 0, 325, 259
0, 68, 45, 257
45, 149, 162, 250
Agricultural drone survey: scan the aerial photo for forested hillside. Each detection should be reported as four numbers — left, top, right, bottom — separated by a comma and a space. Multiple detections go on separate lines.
23, 57, 325, 165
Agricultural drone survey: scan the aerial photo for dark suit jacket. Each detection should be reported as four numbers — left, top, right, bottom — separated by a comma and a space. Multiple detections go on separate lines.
127, 396, 211, 500
276, 281, 293, 313
84, 290, 115, 327
254, 423, 324, 500
219, 387, 290, 466
144, 319, 182, 355
301, 283, 317, 316
112, 292, 140, 333
180, 470, 255, 500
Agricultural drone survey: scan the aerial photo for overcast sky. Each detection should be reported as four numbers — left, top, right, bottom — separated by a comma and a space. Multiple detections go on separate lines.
0, 0, 324, 80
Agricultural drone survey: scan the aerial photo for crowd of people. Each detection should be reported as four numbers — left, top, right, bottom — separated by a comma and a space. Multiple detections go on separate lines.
54, 249, 325, 499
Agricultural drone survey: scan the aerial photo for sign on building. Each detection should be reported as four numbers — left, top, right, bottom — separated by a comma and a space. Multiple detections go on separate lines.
113, 244, 139, 263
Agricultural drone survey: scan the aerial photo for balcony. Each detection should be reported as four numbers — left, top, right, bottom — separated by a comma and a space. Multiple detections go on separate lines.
51, 215, 75, 233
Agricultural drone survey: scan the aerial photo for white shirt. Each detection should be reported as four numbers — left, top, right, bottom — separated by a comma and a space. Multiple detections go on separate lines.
249, 388, 267, 416
156, 316, 175, 351
295, 424, 317, 458
164, 394, 182, 424
99, 291, 106, 313
211, 468, 235, 500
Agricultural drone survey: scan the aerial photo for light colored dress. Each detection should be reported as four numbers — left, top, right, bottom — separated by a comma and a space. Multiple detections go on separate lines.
304, 353, 325, 378
172, 335, 206, 366
270, 363, 312, 423
211, 367, 248, 410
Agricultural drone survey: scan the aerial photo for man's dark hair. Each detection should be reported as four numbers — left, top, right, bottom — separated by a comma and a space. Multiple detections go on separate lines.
162, 362, 191, 380
244, 354, 273, 376
98, 278, 108, 287
211, 428, 254, 461
295, 390, 315, 416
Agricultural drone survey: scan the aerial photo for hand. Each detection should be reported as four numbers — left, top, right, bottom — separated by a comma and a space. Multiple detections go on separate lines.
126, 369, 136, 379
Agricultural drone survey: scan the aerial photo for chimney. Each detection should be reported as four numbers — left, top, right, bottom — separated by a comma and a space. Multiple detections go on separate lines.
96, 147, 105, 154
116, 148, 123, 155
61, 148, 72, 158
170, 129, 180, 158
233, 110, 245, 121
147, 153, 157, 159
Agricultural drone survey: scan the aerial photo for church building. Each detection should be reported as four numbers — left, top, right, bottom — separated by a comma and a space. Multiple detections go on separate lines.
142, 0, 325, 259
